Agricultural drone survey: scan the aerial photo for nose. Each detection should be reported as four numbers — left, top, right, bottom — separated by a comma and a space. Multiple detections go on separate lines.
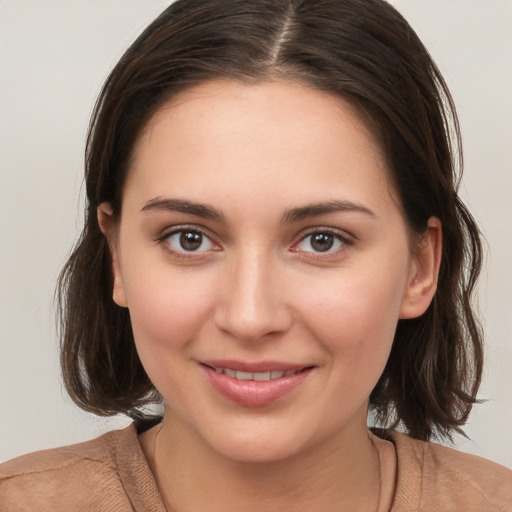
214, 248, 292, 343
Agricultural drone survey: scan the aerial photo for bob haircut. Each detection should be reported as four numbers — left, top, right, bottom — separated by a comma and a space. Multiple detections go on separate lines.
58, 0, 483, 442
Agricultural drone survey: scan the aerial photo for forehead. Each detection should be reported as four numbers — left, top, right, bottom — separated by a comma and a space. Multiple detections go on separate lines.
125, 79, 395, 217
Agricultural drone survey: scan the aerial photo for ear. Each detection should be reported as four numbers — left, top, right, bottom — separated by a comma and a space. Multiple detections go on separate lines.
97, 203, 128, 308
400, 217, 442, 319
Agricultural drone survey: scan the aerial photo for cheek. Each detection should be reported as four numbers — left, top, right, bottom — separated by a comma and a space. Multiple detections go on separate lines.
122, 265, 215, 353
298, 264, 407, 374
122, 267, 219, 406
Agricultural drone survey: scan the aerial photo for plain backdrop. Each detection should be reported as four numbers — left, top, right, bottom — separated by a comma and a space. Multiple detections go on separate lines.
1, 1, 511, 467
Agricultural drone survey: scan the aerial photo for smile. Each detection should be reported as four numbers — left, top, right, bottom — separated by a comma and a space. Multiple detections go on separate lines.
201, 362, 314, 407
211, 367, 299, 381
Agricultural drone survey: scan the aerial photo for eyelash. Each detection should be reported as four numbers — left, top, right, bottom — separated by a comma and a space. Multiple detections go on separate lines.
291, 228, 353, 258
157, 225, 220, 259
156, 225, 353, 260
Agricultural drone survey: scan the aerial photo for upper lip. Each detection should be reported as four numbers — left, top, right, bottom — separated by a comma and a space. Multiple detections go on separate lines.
199, 360, 311, 373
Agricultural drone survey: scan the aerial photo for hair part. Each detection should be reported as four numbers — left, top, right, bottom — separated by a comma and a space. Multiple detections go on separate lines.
58, 0, 483, 441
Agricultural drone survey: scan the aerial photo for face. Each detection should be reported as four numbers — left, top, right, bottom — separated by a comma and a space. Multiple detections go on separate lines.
101, 80, 439, 463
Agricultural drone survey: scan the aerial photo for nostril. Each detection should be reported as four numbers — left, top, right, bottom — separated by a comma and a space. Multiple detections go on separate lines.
214, 305, 292, 343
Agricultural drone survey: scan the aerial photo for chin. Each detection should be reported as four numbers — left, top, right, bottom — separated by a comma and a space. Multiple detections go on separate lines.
196, 416, 323, 465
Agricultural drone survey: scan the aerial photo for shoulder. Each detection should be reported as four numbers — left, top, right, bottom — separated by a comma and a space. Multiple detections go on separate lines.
385, 430, 512, 511
0, 425, 142, 511
0, 427, 121, 477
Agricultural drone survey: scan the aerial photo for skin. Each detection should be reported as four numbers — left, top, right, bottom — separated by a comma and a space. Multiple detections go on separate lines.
99, 80, 441, 511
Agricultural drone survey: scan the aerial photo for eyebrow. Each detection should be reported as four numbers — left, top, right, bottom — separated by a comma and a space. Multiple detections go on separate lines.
282, 200, 376, 223
140, 197, 375, 223
141, 197, 225, 220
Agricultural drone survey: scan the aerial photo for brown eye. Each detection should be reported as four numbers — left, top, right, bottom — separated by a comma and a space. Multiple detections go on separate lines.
180, 231, 203, 251
310, 233, 334, 252
164, 229, 216, 253
295, 230, 346, 254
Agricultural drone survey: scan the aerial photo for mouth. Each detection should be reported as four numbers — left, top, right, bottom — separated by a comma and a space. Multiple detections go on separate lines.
200, 361, 315, 407
205, 366, 304, 381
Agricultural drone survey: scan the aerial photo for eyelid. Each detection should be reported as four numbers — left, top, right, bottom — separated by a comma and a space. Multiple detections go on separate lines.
290, 227, 354, 256
157, 224, 221, 257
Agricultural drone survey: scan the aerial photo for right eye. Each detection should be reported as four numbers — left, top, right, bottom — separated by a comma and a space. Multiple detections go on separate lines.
163, 228, 218, 254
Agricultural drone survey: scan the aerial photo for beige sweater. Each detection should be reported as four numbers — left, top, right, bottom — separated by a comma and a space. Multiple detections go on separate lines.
1, 424, 511, 511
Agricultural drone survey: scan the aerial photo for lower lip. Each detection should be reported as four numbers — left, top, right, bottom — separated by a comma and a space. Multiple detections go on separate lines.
202, 365, 313, 407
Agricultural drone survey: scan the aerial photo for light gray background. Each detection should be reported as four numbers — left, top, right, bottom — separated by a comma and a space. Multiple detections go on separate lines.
1, 1, 511, 467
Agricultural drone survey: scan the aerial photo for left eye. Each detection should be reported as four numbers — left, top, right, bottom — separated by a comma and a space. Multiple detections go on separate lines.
165, 229, 216, 253
295, 231, 345, 253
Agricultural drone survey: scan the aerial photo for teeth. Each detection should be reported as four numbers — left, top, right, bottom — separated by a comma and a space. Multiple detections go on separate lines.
254, 371, 285, 381
213, 367, 298, 381
236, 371, 253, 381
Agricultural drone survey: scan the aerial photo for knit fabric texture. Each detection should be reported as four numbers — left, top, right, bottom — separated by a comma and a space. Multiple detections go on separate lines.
1, 424, 511, 511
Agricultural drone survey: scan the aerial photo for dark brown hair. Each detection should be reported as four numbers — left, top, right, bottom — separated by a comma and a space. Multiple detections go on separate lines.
58, 0, 483, 440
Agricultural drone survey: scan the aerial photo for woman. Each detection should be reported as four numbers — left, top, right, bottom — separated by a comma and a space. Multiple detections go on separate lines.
1, 0, 511, 510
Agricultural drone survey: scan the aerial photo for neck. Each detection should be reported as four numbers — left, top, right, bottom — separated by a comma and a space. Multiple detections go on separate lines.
141, 408, 387, 512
